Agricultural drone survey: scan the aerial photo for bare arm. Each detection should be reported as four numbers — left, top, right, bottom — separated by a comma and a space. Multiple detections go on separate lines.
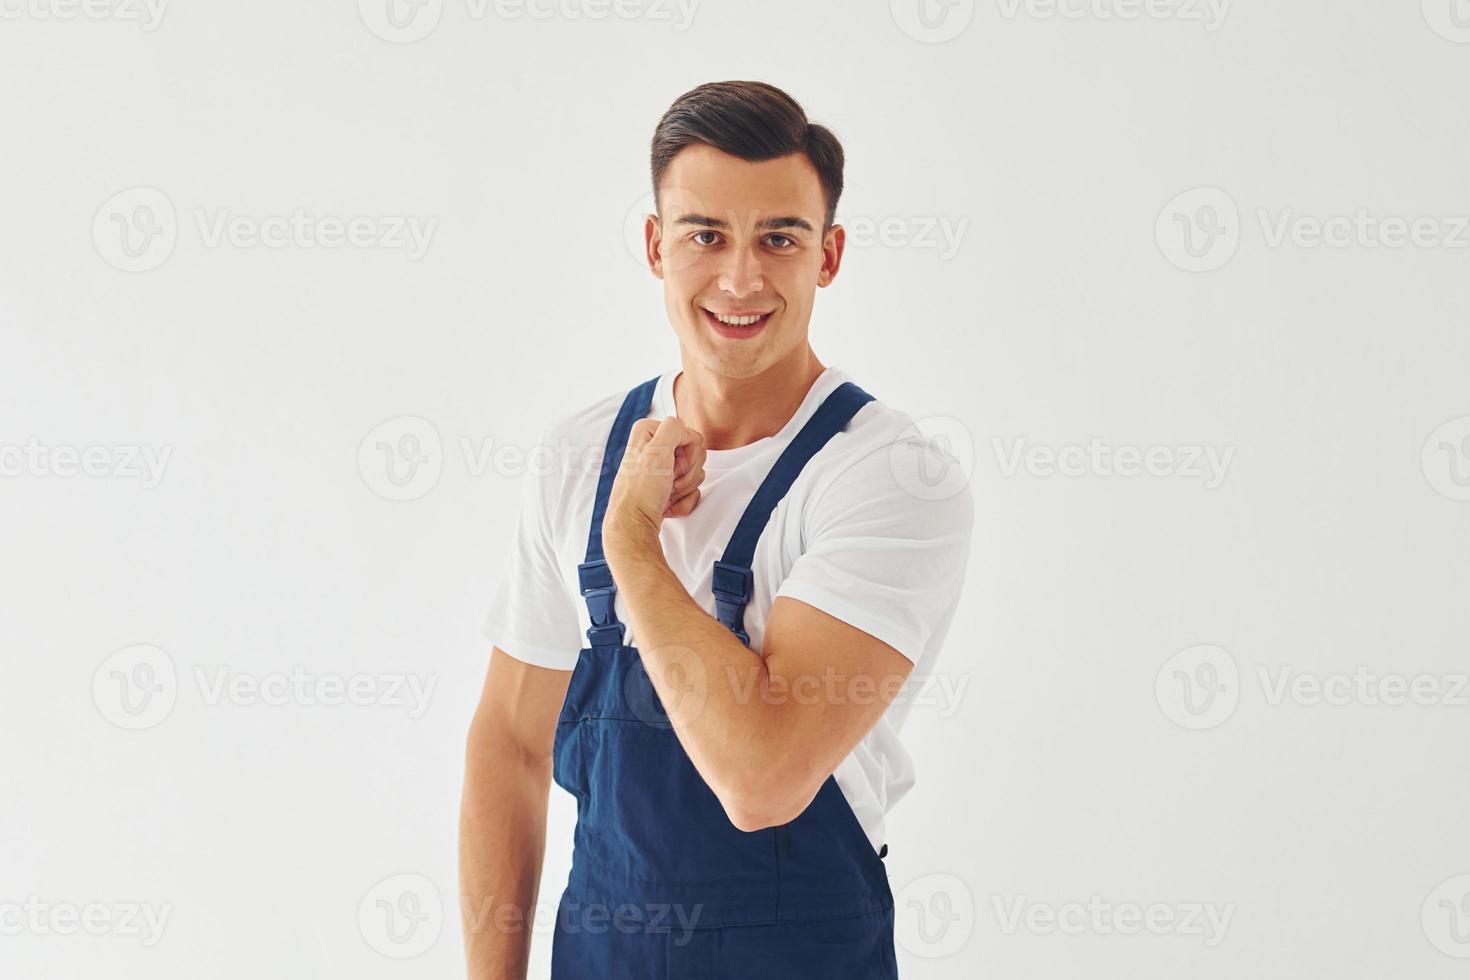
459, 645, 572, 980
608, 534, 912, 831
603, 416, 914, 832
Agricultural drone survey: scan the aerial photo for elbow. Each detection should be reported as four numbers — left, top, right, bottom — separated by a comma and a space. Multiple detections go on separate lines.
713, 768, 819, 833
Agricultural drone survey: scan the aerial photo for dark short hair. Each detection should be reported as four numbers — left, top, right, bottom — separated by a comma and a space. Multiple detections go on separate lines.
650, 80, 845, 230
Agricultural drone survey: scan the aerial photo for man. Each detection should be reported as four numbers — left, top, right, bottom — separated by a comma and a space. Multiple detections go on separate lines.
461, 80, 973, 979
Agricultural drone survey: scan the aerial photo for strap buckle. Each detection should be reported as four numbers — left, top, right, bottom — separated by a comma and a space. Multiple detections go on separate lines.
711, 560, 753, 646
578, 559, 625, 648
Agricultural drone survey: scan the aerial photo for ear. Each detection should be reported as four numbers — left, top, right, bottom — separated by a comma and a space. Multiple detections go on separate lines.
816, 223, 845, 288
644, 213, 665, 280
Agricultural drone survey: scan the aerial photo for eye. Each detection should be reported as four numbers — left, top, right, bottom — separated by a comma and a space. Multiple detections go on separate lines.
692, 231, 720, 246
766, 234, 797, 249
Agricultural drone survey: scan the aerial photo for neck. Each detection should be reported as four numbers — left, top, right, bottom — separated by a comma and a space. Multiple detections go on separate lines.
672, 348, 828, 451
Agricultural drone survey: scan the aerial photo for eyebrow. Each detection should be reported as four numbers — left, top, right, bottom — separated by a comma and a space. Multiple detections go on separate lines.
673, 213, 816, 233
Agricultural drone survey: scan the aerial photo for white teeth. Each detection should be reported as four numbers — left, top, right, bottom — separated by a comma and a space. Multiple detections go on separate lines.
710, 312, 765, 326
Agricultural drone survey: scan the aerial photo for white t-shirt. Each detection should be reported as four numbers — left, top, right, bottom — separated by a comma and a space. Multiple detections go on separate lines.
482, 365, 974, 852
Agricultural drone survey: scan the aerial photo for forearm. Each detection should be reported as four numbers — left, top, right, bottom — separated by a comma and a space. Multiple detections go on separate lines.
459, 722, 551, 980
606, 526, 807, 826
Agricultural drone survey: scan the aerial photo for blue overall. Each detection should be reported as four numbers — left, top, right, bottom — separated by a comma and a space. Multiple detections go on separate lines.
549, 375, 900, 979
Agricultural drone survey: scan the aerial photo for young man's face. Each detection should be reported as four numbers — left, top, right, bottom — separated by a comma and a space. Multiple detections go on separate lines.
646, 144, 844, 379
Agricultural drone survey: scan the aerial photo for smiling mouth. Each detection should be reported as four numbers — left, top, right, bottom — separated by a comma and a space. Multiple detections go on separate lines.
701, 307, 773, 338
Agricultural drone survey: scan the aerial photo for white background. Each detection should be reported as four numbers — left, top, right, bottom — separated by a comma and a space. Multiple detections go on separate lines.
4, 1, 1470, 977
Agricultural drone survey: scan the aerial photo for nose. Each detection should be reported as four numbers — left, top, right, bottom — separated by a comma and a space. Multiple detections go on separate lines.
715, 243, 765, 298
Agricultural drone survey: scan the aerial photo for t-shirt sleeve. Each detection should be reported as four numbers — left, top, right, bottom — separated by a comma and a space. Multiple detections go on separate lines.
774, 430, 975, 664
479, 425, 583, 671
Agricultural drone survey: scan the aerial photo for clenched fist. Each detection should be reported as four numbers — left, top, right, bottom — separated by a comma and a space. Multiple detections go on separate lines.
604, 416, 707, 552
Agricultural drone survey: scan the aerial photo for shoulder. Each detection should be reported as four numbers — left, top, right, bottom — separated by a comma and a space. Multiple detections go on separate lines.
803, 383, 975, 536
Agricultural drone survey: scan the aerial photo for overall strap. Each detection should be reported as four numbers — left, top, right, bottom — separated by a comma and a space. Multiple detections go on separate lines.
579, 376, 659, 648
712, 381, 875, 646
